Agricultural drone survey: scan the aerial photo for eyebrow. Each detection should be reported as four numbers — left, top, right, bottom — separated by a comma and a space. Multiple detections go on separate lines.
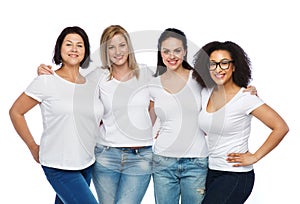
65, 39, 83, 44
162, 47, 182, 50
210, 58, 231, 61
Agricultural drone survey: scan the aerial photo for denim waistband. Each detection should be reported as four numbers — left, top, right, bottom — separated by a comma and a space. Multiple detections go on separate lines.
113, 146, 152, 153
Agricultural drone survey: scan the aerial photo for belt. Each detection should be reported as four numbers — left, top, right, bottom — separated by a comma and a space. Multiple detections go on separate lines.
115, 146, 151, 152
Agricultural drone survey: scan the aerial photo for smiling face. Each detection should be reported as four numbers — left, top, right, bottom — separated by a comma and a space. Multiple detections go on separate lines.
60, 33, 85, 67
107, 33, 129, 67
209, 50, 235, 86
160, 37, 186, 72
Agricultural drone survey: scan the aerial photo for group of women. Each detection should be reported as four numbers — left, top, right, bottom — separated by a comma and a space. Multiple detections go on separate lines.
9, 24, 289, 204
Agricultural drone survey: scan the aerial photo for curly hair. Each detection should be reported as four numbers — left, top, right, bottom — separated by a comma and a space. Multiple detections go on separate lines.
193, 41, 252, 88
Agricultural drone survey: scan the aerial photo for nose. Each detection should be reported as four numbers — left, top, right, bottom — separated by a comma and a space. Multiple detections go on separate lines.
168, 51, 176, 58
216, 65, 223, 72
71, 45, 78, 52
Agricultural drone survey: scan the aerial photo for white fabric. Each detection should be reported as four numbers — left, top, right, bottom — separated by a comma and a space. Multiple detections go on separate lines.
149, 70, 208, 158
25, 68, 104, 170
97, 65, 154, 147
199, 87, 264, 172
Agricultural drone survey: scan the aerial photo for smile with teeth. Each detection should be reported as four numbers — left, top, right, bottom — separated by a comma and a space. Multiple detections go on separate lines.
68, 54, 79, 58
168, 59, 178, 65
214, 72, 225, 79
115, 56, 123, 60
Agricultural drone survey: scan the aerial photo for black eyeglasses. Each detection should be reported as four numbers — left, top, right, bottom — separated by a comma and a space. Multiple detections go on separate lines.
209, 59, 234, 71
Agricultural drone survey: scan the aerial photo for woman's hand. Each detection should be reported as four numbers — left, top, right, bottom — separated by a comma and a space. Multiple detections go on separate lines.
37, 64, 54, 75
226, 151, 258, 167
243, 85, 257, 96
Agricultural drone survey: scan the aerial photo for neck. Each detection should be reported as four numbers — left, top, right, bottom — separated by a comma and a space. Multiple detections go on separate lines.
111, 63, 135, 81
56, 65, 83, 83
165, 66, 188, 78
215, 82, 240, 94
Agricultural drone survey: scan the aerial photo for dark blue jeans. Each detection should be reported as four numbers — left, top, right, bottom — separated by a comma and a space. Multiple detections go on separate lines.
42, 164, 98, 204
202, 169, 255, 204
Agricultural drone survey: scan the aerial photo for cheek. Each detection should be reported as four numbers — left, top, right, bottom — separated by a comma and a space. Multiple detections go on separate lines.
161, 53, 167, 61
108, 50, 115, 59
209, 71, 215, 79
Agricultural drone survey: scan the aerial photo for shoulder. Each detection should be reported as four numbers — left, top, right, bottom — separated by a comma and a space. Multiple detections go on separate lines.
138, 64, 154, 75
236, 88, 264, 111
137, 64, 155, 82
86, 67, 106, 80
32, 74, 56, 84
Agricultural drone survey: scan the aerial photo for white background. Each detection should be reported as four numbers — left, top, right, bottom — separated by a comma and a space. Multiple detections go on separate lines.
1, 0, 299, 203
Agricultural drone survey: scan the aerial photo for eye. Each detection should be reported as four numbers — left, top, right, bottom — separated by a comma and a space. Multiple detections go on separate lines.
162, 50, 170, 55
220, 60, 229, 65
174, 48, 182, 54
209, 61, 216, 66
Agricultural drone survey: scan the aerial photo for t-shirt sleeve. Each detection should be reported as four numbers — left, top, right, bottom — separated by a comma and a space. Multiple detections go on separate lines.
243, 93, 265, 115
25, 76, 49, 102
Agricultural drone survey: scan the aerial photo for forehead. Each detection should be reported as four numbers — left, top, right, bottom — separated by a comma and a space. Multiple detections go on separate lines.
109, 34, 126, 45
210, 50, 231, 59
63, 33, 83, 42
161, 37, 183, 49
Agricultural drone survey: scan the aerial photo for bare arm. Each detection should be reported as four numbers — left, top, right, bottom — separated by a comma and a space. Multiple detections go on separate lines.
9, 93, 41, 163
148, 100, 157, 126
37, 64, 54, 75
227, 104, 289, 167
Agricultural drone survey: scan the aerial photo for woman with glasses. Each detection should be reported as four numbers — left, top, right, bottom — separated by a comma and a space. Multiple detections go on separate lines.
193, 41, 289, 204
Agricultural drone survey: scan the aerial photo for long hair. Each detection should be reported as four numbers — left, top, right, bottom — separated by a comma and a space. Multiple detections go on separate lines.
100, 25, 139, 80
155, 28, 205, 86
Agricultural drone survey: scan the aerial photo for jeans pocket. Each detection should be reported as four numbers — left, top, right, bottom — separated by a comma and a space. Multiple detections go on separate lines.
194, 157, 208, 169
94, 144, 107, 156
136, 147, 153, 162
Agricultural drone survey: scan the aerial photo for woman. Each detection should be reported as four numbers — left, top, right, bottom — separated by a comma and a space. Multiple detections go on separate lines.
193, 41, 289, 203
149, 28, 208, 204
9, 26, 103, 204
92, 25, 154, 204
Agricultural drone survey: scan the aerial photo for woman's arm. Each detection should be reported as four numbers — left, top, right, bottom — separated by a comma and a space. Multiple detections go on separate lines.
227, 104, 289, 167
149, 100, 157, 126
9, 93, 41, 163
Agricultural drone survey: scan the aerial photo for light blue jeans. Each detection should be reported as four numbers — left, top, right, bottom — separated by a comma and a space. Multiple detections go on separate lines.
42, 165, 98, 204
153, 154, 208, 204
92, 144, 152, 204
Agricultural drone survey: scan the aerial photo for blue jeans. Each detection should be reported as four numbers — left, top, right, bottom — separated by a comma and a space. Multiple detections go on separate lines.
41, 164, 98, 204
153, 154, 208, 204
92, 144, 152, 204
202, 169, 255, 204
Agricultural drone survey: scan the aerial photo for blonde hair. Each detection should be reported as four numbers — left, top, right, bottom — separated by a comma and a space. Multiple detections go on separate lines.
100, 25, 139, 80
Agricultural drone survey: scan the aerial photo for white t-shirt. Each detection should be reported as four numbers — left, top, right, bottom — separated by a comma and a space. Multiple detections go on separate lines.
97, 65, 154, 147
199, 87, 264, 172
149, 70, 208, 158
25, 68, 104, 170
